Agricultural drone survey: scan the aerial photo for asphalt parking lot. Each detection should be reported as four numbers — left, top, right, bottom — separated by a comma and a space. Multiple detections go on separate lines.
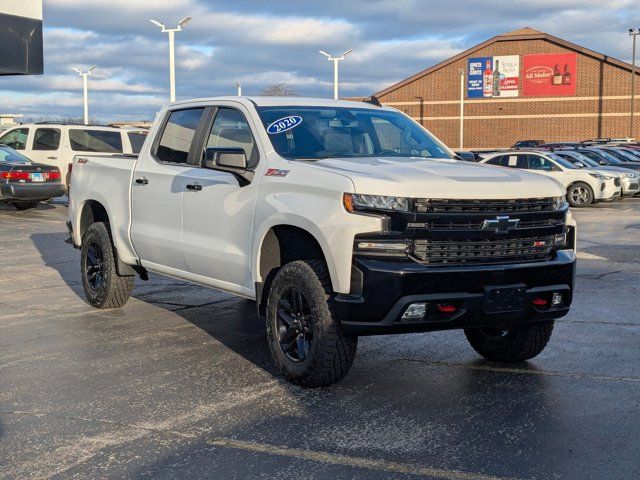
1, 199, 639, 480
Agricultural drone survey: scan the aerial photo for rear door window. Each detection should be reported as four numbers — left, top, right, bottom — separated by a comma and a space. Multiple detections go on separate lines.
155, 108, 206, 164
33, 128, 61, 151
0, 128, 29, 150
69, 129, 123, 153
127, 131, 148, 154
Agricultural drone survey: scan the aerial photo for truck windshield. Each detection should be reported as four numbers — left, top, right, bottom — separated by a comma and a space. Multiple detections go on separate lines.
257, 106, 452, 160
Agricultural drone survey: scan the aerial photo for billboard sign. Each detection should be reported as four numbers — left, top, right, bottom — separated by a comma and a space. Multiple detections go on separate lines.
523, 53, 577, 96
467, 55, 519, 98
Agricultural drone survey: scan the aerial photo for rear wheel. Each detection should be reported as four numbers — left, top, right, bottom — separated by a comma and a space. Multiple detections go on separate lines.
464, 320, 554, 362
266, 260, 357, 387
567, 182, 593, 207
81, 222, 134, 308
13, 201, 40, 210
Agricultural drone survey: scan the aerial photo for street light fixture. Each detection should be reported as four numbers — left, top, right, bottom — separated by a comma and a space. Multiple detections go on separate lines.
236, 82, 242, 96
318, 49, 353, 100
72, 65, 96, 125
150, 16, 192, 102
629, 28, 639, 138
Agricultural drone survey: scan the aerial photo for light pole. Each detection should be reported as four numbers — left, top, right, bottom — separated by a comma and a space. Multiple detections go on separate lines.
318, 49, 353, 99
150, 16, 192, 102
236, 82, 242, 96
72, 65, 96, 125
459, 69, 465, 149
629, 28, 639, 138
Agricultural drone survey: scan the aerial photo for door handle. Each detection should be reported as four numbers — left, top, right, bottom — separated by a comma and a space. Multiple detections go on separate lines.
186, 183, 202, 191
47, 156, 58, 160
135, 177, 149, 185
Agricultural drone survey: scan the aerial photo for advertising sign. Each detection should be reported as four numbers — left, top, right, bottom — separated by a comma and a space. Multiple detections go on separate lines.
492, 55, 519, 97
467, 55, 519, 98
467, 56, 492, 98
523, 53, 577, 96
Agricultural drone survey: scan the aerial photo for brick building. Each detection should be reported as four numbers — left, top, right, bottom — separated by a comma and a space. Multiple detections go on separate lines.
373, 28, 640, 149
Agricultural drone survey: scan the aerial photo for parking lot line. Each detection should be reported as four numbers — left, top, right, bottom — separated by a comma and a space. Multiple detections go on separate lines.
396, 358, 640, 383
207, 437, 516, 480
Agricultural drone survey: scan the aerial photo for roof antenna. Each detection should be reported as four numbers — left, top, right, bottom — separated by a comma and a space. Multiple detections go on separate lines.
363, 95, 382, 107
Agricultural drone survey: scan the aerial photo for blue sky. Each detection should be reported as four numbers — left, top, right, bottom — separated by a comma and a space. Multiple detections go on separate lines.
1, 0, 639, 121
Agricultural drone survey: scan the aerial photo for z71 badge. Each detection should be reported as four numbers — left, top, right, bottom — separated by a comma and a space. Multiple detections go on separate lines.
265, 168, 290, 177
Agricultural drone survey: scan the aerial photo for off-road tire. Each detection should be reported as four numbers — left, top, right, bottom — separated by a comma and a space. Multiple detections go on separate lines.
567, 182, 594, 208
266, 260, 357, 387
464, 320, 554, 362
81, 222, 134, 309
13, 201, 40, 210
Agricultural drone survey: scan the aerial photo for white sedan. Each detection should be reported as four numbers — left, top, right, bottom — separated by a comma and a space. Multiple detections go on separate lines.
480, 150, 621, 207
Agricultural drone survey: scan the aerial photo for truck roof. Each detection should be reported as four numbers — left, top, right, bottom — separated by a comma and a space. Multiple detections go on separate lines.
171, 96, 390, 110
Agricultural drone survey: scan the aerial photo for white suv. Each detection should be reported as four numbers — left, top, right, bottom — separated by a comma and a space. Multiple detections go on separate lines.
481, 150, 621, 207
0, 124, 148, 189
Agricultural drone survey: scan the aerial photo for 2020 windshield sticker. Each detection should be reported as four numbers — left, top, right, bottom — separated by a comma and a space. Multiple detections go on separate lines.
267, 115, 303, 135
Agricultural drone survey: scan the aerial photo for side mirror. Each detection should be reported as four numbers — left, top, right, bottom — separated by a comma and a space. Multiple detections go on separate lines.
574, 162, 585, 168
599, 160, 607, 165
203, 147, 254, 185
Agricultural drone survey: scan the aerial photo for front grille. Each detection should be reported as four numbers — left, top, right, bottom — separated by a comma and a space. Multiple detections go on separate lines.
420, 217, 562, 231
629, 183, 639, 190
413, 236, 555, 265
414, 198, 557, 214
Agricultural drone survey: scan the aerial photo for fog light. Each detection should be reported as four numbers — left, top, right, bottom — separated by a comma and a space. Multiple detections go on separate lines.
402, 302, 427, 320
551, 293, 563, 306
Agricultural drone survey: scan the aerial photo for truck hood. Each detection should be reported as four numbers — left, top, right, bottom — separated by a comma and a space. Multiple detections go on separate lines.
307, 157, 566, 199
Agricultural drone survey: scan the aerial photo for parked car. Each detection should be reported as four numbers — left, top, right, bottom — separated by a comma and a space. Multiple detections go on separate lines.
454, 150, 477, 162
481, 150, 621, 207
597, 146, 640, 163
552, 150, 638, 197
513, 140, 544, 148
0, 124, 148, 190
580, 147, 640, 171
538, 142, 584, 149
0, 145, 65, 210
67, 96, 576, 387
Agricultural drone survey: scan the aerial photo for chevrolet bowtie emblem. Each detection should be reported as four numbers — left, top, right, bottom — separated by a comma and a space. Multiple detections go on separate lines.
481, 215, 520, 234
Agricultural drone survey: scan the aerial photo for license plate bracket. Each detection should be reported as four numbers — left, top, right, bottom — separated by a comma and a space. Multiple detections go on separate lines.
483, 284, 526, 314
31, 172, 44, 182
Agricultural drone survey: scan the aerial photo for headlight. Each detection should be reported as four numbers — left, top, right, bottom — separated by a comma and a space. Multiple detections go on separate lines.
622, 172, 636, 178
589, 173, 613, 181
343, 193, 410, 212
552, 196, 568, 210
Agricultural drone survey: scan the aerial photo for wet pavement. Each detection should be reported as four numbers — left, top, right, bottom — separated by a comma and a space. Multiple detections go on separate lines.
1, 199, 639, 479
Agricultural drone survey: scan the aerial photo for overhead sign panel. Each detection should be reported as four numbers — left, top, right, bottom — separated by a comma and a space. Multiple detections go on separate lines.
0, 0, 44, 75
523, 53, 577, 96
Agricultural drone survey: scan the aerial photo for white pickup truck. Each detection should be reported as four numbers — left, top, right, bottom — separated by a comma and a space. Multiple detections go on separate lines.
68, 96, 577, 387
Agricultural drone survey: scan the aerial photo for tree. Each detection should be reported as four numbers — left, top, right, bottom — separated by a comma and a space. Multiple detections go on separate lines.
261, 83, 298, 97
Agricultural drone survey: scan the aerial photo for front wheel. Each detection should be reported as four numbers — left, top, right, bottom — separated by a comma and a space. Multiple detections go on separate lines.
81, 222, 134, 309
266, 260, 357, 387
464, 320, 554, 362
567, 182, 594, 207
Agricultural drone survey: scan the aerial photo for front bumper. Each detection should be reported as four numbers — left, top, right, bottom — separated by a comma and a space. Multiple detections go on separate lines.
621, 177, 639, 196
0, 182, 65, 201
595, 179, 621, 201
335, 250, 576, 335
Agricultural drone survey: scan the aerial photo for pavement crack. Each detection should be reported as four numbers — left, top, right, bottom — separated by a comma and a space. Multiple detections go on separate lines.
577, 270, 622, 280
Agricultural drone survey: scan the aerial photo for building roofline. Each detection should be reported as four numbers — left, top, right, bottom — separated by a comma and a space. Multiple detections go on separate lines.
374, 29, 640, 98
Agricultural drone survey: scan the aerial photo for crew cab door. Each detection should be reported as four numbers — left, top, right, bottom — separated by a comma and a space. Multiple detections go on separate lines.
28, 127, 63, 172
180, 105, 260, 291
130, 107, 207, 271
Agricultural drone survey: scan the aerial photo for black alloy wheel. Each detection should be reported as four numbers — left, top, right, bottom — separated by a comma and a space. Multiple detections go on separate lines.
276, 286, 313, 362
84, 241, 105, 292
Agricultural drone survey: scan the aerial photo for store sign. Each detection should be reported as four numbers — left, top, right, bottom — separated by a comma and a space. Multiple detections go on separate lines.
467, 55, 519, 98
523, 53, 577, 96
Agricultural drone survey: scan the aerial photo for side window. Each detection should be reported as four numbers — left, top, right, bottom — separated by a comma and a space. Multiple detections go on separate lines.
205, 108, 259, 168
127, 131, 148, 154
486, 155, 504, 166
0, 128, 29, 150
527, 155, 556, 171
69, 129, 123, 153
33, 128, 61, 151
156, 108, 205, 164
